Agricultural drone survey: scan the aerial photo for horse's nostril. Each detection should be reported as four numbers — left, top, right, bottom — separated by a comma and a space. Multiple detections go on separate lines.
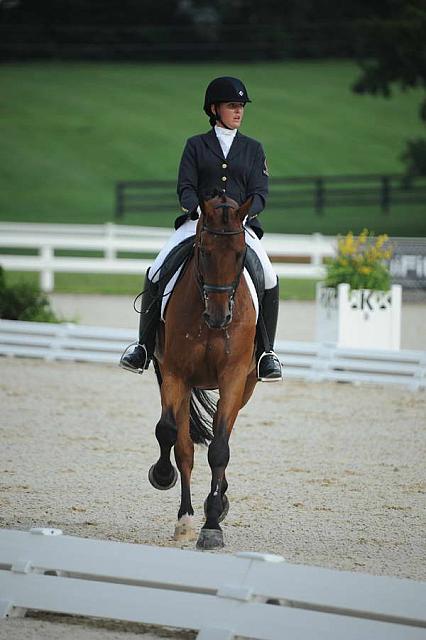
205, 316, 224, 330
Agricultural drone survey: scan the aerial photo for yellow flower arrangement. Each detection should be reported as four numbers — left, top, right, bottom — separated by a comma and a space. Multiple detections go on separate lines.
325, 229, 394, 290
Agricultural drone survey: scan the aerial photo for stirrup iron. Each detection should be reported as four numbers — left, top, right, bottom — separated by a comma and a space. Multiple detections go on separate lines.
257, 350, 283, 383
119, 342, 148, 375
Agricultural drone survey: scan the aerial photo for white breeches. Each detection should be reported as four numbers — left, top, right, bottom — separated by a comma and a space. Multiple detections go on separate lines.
150, 219, 277, 290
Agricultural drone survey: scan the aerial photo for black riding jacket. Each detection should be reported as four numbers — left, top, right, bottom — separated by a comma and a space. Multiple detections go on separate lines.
176, 128, 269, 238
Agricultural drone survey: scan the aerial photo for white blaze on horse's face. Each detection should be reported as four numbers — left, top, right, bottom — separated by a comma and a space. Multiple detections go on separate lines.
198, 199, 246, 330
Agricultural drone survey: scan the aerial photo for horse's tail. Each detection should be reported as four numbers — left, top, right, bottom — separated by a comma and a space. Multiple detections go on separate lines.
153, 359, 215, 446
189, 389, 215, 445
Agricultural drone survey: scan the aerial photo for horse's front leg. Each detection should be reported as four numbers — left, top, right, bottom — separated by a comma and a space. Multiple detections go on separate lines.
148, 407, 178, 491
203, 371, 256, 525
197, 382, 245, 550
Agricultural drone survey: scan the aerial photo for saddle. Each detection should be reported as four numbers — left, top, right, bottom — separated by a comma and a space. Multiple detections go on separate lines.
157, 234, 265, 307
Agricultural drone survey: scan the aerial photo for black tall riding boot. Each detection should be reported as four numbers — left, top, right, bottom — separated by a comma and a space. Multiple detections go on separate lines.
256, 280, 283, 382
119, 269, 160, 374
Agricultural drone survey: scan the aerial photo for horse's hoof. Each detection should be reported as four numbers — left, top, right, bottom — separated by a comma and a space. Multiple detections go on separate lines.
204, 495, 229, 523
173, 516, 197, 542
196, 528, 224, 550
148, 464, 178, 491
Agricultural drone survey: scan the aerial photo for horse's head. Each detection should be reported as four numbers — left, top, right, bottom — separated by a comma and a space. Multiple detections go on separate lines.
196, 192, 252, 330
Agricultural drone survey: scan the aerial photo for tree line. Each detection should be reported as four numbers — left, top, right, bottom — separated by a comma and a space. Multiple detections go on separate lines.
0, 0, 417, 61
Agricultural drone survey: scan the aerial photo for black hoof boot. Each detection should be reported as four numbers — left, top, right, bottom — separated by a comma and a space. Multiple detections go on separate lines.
196, 528, 224, 550
120, 343, 149, 374
204, 495, 229, 523
148, 463, 178, 490
257, 351, 283, 382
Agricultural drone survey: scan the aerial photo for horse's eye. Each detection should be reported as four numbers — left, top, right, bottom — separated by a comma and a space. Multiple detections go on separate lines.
236, 251, 243, 261
200, 248, 210, 258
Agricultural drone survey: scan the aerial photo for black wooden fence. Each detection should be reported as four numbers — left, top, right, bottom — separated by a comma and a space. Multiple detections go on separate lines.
115, 174, 426, 220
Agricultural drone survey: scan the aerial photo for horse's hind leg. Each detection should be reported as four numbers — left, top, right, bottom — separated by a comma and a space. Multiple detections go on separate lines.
173, 411, 197, 542
157, 375, 197, 542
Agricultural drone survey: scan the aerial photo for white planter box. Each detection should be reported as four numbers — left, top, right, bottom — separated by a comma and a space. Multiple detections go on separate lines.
316, 283, 402, 350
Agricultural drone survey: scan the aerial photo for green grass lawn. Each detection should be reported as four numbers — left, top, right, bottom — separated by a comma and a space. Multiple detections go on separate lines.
119, 203, 426, 237
4, 271, 318, 301
1, 61, 425, 236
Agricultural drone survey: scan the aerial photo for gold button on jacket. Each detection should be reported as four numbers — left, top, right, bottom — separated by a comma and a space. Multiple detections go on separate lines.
177, 129, 268, 238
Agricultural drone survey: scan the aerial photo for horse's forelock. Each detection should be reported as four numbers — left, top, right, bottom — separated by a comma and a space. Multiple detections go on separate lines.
201, 193, 241, 229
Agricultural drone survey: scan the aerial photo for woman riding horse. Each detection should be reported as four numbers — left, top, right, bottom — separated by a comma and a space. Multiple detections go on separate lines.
120, 76, 282, 382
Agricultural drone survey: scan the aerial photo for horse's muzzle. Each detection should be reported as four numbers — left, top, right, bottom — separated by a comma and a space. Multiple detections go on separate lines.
203, 311, 232, 330
201, 283, 235, 330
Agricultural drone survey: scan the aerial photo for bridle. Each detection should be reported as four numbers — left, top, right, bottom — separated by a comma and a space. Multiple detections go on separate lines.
196, 202, 246, 310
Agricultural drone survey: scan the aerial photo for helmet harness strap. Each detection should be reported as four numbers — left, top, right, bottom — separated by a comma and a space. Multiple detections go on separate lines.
213, 103, 233, 130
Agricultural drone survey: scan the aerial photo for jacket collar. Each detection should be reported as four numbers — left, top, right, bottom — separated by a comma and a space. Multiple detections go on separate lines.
202, 129, 245, 161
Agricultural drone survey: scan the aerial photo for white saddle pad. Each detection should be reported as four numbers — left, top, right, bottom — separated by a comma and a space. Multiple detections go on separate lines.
161, 267, 259, 321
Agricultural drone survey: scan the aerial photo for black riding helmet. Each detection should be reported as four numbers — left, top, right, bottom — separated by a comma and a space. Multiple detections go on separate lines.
204, 76, 251, 127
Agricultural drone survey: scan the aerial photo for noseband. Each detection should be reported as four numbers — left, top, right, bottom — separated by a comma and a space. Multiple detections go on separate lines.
197, 204, 246, 305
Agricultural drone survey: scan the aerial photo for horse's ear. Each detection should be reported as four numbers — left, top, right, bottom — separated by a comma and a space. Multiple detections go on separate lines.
237, 197, 253, 221
200, 190, 216, 217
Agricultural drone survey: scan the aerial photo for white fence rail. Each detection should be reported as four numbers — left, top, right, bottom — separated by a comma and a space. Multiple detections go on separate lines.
0, 222, 333, 290
1, 320, 425, 390
1, 528, 425, 639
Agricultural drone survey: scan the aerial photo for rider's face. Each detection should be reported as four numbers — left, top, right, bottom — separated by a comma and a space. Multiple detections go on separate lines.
213, 102, 245, 129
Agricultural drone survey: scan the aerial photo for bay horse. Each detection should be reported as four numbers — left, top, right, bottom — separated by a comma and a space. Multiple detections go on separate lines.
149, 193, 258, 549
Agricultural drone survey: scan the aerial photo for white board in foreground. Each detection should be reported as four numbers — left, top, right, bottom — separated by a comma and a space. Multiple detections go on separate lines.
0, 529, 425, 639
